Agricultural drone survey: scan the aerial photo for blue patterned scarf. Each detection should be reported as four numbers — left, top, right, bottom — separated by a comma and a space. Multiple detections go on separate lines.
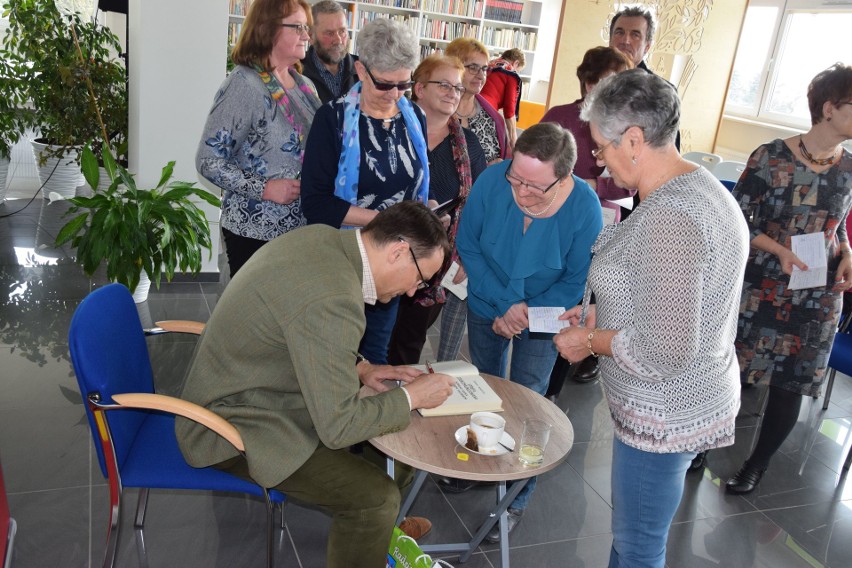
334, 82, 430, 207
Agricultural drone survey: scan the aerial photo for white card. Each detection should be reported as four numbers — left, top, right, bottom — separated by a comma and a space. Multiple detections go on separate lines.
528, 307, 569, 333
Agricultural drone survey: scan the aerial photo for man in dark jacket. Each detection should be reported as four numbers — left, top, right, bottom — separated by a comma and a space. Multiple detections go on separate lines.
301, 0, 359, 103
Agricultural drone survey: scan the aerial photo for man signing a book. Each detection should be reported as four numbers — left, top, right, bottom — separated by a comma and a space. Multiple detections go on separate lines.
175, 202, 456, 567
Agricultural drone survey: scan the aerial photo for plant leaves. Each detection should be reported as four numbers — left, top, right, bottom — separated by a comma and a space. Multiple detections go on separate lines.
80, 145, 99, 190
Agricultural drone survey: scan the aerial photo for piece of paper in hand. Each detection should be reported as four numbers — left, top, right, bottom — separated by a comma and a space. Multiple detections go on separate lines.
788, 232, 827, 290
441, 261, 468, 300
528, 307, 569, 333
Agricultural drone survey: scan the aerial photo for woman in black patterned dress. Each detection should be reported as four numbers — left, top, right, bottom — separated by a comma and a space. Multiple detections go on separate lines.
727, 64, 852, 494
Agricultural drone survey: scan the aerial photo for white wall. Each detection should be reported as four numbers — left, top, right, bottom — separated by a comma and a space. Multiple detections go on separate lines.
128, 0, 227, 273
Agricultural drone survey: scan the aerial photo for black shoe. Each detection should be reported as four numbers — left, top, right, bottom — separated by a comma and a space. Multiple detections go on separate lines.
484, 508, 523, 543
725, 462, 766, 494
437, 477, 479, 493
688, 451, 708, 472
571, 355, 599, 383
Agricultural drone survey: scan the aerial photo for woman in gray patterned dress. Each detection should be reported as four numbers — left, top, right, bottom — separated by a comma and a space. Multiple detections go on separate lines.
196, 0, 321, 277
554, 69, 749, 568
726, 63, 852, 495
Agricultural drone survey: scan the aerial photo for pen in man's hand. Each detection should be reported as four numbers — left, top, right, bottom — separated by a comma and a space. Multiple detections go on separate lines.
425, 360, 435, 374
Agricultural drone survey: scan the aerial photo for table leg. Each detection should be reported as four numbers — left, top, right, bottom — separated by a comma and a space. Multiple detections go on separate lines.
457, 478, 527, 565
395, 468, 429, 526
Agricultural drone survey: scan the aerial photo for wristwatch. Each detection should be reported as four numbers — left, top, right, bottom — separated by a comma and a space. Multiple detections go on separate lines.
355, 352, 368, 366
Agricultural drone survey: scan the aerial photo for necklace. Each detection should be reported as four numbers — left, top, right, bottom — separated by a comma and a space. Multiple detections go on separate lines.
455, 99, 477, 119
522, 185, 561, 217
799, 135, 836, 166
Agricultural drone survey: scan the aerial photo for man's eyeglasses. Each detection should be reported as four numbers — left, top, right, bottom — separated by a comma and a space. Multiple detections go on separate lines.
280, 23, 311, 35
426, 81, 465, 97
504, 160, 561, 194
400, 238, 429, 291
364, 65, 414, 92
464, 63, 488, 76
321, 29, 348, 39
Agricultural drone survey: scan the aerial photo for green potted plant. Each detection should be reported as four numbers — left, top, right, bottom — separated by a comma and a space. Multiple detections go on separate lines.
0, 51, 33, 202
56, 144, 222, 302
1, 0, 128, 198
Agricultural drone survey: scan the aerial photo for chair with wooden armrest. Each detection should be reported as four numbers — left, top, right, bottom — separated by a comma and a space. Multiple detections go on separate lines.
69, 284, 285, 568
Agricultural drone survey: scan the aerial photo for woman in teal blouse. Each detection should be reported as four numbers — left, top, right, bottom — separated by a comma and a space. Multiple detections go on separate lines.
456, 122, 603, 536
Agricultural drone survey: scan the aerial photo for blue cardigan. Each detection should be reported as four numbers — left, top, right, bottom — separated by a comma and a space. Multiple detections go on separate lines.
456, 161, 603, 321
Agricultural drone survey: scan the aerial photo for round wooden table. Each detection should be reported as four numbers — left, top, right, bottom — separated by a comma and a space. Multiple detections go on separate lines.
366, 373, 574, 567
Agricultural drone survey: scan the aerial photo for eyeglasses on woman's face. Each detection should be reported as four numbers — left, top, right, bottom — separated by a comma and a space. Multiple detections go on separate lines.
364, 65, 414, 92
463, 63, 488, 76
504, 160, 561, 194
426, 80, 465, 97
280, 23, 311, 36
591, 139, 616, 160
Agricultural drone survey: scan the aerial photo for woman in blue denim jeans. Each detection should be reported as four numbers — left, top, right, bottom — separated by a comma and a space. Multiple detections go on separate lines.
554, 69, 750, 568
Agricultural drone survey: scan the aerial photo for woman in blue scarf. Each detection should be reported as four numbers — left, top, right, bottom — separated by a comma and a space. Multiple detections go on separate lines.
300, 18, 429, 364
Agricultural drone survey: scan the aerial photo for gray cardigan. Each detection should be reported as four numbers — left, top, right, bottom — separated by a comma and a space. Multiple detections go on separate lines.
196, 65, 320, 241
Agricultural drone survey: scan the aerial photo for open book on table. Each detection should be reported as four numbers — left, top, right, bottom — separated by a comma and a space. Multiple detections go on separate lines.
411, 360, 503, 417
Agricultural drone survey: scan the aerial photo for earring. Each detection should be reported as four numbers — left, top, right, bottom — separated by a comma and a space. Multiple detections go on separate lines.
827, 117, 832, 122
632, 157, 637, 165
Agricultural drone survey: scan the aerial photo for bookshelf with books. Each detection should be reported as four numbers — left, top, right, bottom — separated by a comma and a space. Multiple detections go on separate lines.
227, 0, 543, 83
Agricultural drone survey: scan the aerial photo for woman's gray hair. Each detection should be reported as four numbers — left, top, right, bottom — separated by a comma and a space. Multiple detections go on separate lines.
514, 123, 577, 179
357, 19, 419, 73
580, 69, 679, 149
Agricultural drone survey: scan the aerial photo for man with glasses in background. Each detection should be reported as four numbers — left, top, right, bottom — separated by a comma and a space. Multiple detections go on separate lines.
301, 0, 359, 103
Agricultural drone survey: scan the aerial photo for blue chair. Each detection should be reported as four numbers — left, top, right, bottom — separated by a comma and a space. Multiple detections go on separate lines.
720, 179, 737, 191
69, 284, 285, 568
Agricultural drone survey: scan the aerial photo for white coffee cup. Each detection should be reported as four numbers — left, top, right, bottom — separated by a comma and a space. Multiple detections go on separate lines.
469, 412, 506, 450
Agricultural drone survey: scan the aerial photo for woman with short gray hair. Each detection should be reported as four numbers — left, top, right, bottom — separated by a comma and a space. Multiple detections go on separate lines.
300, 17, 429, 365
356, 18, 419, 73
554, 69, 750, 567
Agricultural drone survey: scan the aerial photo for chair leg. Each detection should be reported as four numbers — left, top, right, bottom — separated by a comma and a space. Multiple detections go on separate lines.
845, 445, 852, 471
102, 485, 122, 568
823, 369, 837, 411
264, 490, 273, 568
134, 488, 150, 529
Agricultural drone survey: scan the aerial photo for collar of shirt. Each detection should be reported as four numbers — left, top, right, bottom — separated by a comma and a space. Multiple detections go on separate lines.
355, 229, 377, 305
311, 48, 344, 97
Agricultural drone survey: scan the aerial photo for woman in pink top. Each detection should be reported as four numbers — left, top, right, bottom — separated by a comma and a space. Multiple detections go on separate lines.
541, 46, 635, 224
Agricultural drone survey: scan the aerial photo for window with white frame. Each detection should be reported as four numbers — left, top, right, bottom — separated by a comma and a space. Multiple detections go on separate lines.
724, 0, 852, 129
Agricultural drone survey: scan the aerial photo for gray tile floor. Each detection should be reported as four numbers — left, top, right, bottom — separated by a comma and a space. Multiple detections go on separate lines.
2, 189, 852, 567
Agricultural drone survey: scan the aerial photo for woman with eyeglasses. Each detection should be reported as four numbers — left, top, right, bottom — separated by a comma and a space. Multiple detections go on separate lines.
553, 70, 749, 567
300, 18, 428, 365
196, 0, 321, 277
387, 55, 487, 366
726, 63, 852, 495
445, 38, 511, 166
455, 123, 603, 538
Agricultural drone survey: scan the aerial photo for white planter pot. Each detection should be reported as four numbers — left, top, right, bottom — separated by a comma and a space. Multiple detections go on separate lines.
0, 155, 9, 204
131, 272, 152, 304
31, 140, 84, 200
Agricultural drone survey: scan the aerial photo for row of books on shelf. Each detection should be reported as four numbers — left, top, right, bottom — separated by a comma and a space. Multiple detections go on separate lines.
484, 0, 524, 24
421, 0, 484, 18
420, 18, 480, 42
481, 27, 536, 50
359, 0, 421, 9
357, 11, 420, 33
228, 0, 251, 17
228, 23, 242, 46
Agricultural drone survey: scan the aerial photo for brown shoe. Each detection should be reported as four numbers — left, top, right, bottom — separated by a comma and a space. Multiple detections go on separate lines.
399, 516, 432, 540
